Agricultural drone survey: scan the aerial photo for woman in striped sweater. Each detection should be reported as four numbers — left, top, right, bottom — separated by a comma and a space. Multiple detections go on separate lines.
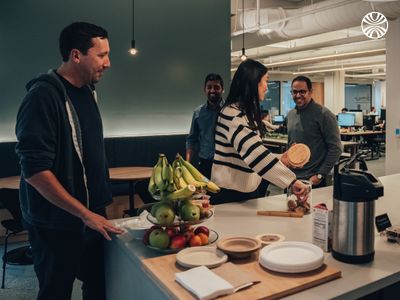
210, 59, 308, 204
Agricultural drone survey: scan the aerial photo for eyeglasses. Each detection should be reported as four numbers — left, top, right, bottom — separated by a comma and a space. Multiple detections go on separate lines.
290, 89, 309, 96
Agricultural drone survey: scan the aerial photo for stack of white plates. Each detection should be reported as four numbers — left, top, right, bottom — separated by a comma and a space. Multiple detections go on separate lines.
259, 241, 324, 273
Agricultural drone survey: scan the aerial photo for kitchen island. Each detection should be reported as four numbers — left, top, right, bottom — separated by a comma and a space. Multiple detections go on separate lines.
105, 174, 400, 300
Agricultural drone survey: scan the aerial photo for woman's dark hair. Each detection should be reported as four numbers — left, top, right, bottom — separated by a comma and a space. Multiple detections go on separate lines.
224, 59, 267, 135
59, 22, 108, 62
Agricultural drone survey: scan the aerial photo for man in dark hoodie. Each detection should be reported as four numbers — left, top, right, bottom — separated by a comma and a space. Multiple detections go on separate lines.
15, 22, 123, 300
286, 76, 342, 188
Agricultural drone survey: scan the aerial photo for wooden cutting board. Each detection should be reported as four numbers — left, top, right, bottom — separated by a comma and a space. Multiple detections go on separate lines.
142, 252, 341, 300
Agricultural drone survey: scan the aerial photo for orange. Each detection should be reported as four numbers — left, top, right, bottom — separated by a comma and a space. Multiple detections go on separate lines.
189, 235, 202, 247
197, 233, 209, 245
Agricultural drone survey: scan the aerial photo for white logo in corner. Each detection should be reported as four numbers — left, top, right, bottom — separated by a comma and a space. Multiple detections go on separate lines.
361, 12, 388, 39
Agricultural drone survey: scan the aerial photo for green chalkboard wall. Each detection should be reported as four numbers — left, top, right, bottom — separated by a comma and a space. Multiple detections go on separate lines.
0, 0, 230, 141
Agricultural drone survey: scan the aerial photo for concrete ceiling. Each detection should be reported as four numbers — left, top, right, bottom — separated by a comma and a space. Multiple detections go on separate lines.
230, 0, 400, 80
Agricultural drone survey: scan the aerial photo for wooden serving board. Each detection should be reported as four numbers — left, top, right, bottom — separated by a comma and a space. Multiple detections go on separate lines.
141, 252, 341, 300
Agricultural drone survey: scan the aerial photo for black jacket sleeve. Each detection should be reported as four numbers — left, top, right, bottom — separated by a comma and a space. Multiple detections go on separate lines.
15, 85, 59, 178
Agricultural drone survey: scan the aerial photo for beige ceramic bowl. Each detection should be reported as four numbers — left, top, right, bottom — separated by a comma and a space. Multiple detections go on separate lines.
217, 236, 261, 259
255, 233, 285, 247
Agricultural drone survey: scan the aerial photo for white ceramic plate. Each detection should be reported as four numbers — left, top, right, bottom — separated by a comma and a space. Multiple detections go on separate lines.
259, 241, 324, 273
176, 246, 228, 269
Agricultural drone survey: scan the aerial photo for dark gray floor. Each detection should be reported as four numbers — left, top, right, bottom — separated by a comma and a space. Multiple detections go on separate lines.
0, 156, 386, 299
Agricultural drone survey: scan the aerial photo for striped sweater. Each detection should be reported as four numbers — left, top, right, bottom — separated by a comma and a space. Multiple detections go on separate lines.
211, 104, 296, 193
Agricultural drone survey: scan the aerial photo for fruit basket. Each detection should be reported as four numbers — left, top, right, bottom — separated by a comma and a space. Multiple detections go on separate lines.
147, 209, 214, 227
146, 228, 219, 254
143, 153, 220, 252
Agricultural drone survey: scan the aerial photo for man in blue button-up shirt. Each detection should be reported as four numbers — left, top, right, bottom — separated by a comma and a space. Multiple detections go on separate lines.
186, 73, 224, 178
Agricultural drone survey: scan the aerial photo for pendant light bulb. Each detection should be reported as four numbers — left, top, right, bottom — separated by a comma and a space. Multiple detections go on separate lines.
129, 0, 138, 56
240, 0, 247, 61
129, 39, 138, 56
240, 48, 247, 61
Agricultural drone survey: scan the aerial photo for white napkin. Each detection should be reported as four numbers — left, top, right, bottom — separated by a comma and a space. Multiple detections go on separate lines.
175, 266, 234, 300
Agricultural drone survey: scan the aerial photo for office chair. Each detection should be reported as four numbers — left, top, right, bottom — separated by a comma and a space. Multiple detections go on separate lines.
364, 132, 386, 160
0, 188, 33, 289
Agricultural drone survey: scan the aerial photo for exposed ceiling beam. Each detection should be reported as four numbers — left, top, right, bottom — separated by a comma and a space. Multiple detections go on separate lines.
262, 48, 386, 68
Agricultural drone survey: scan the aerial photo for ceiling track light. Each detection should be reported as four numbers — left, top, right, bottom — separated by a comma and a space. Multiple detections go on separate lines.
240, 0, 247, 61
292, 63, 386, 75
345, 72, 386, 78
129, 0, 138, 56
264, 48, 386, 68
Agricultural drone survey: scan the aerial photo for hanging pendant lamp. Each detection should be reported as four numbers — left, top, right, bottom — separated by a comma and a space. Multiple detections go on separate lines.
129, 0, 138, 55
240, 0, 247, 61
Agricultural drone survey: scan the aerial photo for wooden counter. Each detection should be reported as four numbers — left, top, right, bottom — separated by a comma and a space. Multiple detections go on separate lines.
105, 174, 400, 300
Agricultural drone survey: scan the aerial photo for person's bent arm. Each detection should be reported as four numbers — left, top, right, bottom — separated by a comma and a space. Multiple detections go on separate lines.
25, 170, 123, 240
186, 111, 199, 162
186, 148, 194, 162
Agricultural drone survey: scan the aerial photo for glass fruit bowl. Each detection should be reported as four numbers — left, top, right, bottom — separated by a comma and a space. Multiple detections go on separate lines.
146, 209, 213, 227
146, 229, 219, 254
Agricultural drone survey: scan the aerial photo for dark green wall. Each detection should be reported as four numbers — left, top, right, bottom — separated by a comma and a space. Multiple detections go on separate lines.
0, 0, 230, 141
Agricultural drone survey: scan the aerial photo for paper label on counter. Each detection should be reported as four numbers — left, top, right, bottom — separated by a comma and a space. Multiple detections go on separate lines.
312, 204, 332, 252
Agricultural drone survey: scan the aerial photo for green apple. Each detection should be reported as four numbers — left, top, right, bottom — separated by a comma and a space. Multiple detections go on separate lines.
180, 204, 200, 221
149, 228, 170, 249
155, 204, 176, 226
179, 199, 192, 208
150, 202, 163, 217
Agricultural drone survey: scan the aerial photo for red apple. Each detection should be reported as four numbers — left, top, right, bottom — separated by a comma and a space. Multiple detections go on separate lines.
183, 229, 194, 244
166, 227, 178, 238
194, 226, 210, 237
170, 234, 186, 249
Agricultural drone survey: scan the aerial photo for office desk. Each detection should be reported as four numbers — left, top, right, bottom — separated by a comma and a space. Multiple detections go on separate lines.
340, 130, 385, 138
105, 174, 400, 300
340, 130, 385, 160
109, 167, 153, 217
262, 138, 359, 157
262, 137, 288, 152
341, 140, 359, 156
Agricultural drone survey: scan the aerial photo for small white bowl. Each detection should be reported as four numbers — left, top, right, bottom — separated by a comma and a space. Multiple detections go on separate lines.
121, 217, 152, 239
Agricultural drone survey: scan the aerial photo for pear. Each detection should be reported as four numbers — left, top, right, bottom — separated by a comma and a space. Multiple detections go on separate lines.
155, 204, 176, 226
180, 204, 200, 221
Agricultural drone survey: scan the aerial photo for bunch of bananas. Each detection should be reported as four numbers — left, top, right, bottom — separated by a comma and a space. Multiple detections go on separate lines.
148, 153, 220, 202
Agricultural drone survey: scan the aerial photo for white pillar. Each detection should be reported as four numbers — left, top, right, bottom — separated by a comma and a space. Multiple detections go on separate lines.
385, 18, 400, 175
324, 71, 345, 114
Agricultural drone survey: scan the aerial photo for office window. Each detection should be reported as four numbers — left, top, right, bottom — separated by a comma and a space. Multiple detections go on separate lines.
261, 81, 280, 116
345, 84, 372, 112
282, 81, 296, 116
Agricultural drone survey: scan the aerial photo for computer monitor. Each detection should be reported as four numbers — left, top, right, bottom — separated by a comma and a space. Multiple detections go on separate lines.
349, 111, 363, 126
337, 113, 355, 127
273, 115, 285, 124
363, 115, 376, 130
